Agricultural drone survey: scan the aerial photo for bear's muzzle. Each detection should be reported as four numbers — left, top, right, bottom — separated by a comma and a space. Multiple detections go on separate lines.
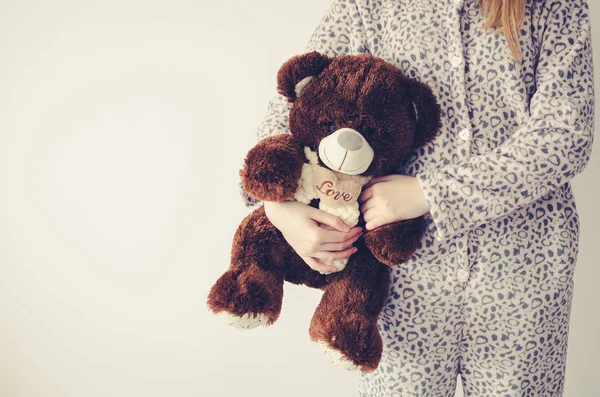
318, 128, 374, 175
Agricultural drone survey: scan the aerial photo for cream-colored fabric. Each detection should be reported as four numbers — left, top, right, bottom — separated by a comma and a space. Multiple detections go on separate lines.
294, 147, 371, 272
294, 76, 314, 97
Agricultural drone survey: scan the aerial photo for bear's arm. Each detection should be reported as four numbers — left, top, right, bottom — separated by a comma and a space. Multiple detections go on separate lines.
363, 217, 426, 267
240, 134, 305, 202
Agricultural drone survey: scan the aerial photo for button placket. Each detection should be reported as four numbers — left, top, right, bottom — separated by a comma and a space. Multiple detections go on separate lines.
456, 268, 470, 283
450, 54, 463, 69
446, 1, 470, 148
458, 128, 471, 141
446, 2, 472, 282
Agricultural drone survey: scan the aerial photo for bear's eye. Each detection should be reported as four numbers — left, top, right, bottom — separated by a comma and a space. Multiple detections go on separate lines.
326, 122, 337, 133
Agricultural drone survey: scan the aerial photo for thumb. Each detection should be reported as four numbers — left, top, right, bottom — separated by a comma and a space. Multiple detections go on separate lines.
309, 208, 350, 232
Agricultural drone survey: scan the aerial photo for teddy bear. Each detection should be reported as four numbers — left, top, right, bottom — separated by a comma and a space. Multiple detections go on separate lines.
207, 51, 441, 372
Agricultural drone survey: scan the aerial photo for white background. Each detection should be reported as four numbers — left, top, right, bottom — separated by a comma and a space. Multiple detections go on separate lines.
1, 1, 598, 396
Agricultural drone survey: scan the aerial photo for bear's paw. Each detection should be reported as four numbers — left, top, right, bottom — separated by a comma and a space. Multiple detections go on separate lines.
215, 311, 269, 330
318, 341, 360, 371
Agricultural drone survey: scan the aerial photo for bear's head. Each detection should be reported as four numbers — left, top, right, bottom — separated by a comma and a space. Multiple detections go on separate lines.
277, 52, 441, 176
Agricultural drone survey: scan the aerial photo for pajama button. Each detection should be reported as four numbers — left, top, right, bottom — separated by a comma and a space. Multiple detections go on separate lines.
457, 269, 470, 282
450, 55, 463, 68
458, 128, 471, 141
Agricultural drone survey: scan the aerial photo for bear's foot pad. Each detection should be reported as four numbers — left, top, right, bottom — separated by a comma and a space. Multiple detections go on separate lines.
318, 341, 360, 371
215, 311, 269, 330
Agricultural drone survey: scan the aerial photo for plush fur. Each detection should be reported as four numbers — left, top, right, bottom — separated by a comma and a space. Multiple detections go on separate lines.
240, 134, 304, 202
207, 51, 441, 372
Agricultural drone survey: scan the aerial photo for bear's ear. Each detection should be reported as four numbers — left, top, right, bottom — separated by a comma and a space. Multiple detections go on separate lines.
406, 79, 442, 147
276, 51, 332, 102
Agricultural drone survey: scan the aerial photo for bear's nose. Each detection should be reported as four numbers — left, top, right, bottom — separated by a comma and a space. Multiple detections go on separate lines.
336, 129, 363, 151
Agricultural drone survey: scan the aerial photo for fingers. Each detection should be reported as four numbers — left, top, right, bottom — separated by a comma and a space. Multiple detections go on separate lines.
318, 224, 336, 231
320, 229, 362, 251
360, 175, 400, 201
314, 246, 358, 262
359, 197, 377, 213
304, 246, 358, 274
365, 216, 387, 231
302, 257, 338, 274
318, 226, 362, 244
363, 207, 378, 224
298, 224, 360, 260
309, 208, 350, 232
358, 185, 374, 203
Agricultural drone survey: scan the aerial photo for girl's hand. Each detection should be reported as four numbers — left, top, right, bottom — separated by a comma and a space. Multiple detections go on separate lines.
358, 175, 430, 231
264, 201, 363, 274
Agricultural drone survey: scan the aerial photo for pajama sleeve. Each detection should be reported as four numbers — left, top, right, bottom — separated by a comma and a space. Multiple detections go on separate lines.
416, 0, 595, 242
239, 0, 371, 210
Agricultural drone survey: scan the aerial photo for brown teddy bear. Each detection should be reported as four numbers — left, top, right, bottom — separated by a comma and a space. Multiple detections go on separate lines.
207, 52, 440, 372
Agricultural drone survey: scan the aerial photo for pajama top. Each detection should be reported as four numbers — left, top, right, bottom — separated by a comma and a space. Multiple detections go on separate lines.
239, 0, 595, 395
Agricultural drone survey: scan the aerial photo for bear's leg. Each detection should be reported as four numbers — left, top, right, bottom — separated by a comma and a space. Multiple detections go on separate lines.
309, 246, 389, 372
207, 206, 288, 329
363, 217, 426, 266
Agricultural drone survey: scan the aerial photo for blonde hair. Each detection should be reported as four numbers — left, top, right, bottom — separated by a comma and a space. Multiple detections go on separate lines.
479, 0, 526, 59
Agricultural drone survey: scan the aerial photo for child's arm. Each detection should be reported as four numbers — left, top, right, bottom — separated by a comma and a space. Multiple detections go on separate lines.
415, 1, 594, 242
